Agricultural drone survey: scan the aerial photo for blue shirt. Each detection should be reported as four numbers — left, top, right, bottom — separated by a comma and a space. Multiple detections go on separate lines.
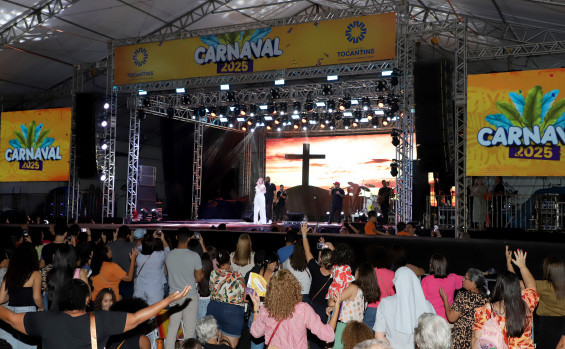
277, 245, 295, 264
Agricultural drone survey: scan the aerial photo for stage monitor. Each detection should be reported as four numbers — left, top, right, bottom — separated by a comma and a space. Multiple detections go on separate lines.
0, 108, 72, 182
467, 68, 565, 176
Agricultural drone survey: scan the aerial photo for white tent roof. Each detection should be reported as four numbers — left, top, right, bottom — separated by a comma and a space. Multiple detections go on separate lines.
1, 0, 565, 99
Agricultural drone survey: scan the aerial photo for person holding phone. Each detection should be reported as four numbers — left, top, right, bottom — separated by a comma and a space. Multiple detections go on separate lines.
133, 230, 170, 306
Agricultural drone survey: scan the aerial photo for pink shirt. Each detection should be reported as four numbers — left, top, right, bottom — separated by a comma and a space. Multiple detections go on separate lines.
367, 268, 396, 309
250, 302, 335, 349
421, 273, 463, 321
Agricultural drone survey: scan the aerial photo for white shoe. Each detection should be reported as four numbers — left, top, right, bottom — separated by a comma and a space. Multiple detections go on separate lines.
268, 220, 272, 224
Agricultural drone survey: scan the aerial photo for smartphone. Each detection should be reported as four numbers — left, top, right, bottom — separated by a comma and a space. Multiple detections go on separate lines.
433, 225, 439, 233
81, 228, 87, 233
317, 242, 328, 250
193, 232, 200, 239
23, 230, 29, 237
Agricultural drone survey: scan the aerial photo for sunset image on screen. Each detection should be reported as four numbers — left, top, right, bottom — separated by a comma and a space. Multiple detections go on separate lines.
266, 134, 397, 190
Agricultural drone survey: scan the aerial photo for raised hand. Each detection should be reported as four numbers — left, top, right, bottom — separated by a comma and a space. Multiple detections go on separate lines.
505, 245, 513, 265
169, 286, 191, 302
511, 249, 528, 269
301, 222, 308, 236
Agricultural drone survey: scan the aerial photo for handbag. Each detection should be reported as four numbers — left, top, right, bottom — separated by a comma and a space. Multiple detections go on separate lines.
90, 312, 97, 349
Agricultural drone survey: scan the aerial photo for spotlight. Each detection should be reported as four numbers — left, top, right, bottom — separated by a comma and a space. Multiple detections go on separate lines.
301, 115, 308, 124
361, 97, 371, 111
237, 116, 246, 122
327, 100, 336, 113
264, 115, 274, 121
322, 85, 333, 95
239, 105, 247, 116
181, 95, 190, 105
391, 132, 400, 147
226, 91, 236, 102
343, 118, 351, 129
376, 80, 388, 92
138, 90, 147, 96
142, 97, 151, 107
316, 101, 326, 108
337, 100, 346, 112
352, 120, 359, 128
268, 103, 277, 115
274, 79, 285, 86
293, 101, 301, 114
279, 102, 288, 115
320, 123, 326, 129
293, 123, 300, 130
327, 75, 338, 81
103, 100, 110, 110
242, 125, 247, 131
100, 140, 108, 150
302, 126, 308, 131
277, 127, 282, 131
271, 88, 280, 99
304, 99, 314, 112
209, 107, 217, 118
220, 84, 230, 91
382, 119, 389, 126
246, 118, 254, 126
390, 162, 398, 177
274, 117, 281, 125
176, 87, 186, 93
100, 173, 107, 181
266, 124, 273, 131
249, 105, 258, 116
100, 115, 108, 128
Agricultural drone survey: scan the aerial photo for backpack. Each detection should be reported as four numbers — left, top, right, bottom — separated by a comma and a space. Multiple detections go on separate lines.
477, 303, 508, 349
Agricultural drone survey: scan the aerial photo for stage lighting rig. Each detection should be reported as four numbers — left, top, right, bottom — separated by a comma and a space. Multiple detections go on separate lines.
391, 131, 400, 147
322, 85, 333, 96
293, 101, 301, 114
103, 99, 110, 110
226, 91, 236, 102
293, 122, 300, 130
391, 68, 401, 86
181, 95, 191, 105
390, 162, 398, 177
304, 99, 314, 113
249, 104, 258, 116
327, 100, 336, 113
274, 117, 281, 125
271, 88, 280, 99
279, 102, 288, 115
361, 97, 371, 111
246, 117, 254, 126
337, 100, 346, 112
301, 115, 308, 124
268, 103, 277, 115
142, 97, 151, 107
376, 80, 388, 92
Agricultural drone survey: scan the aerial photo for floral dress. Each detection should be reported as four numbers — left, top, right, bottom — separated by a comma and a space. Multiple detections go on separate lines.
451, 290, 488, 349
473, 288, 539, 349
209, 268, 245, 305
326, 265, 354, 299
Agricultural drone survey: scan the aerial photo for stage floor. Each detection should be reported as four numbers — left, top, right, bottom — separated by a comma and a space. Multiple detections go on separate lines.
124, 220, 347, 233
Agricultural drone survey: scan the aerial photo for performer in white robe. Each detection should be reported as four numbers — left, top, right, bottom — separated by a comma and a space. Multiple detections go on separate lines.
253, 178, 267, 224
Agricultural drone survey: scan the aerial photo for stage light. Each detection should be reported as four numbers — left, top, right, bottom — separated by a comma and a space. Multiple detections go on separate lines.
251, 128, 255, 133
271, 88, 280, 99
391, 132, 400, 147
239, 105, 247, 116
352, 121, 359, 128
382, 119, 389, 126
343, 111, 353, 117
351, 99, 359, 105
320, 123, 326, 129
376, 80, 388, 92
374, 110, 385, 115
316, 101, 326, 108
246, 118, 254, 125
354, 110, 362, 120
237, 117, 245, 122
372, 118, 379, 128
389, 101, 400, 114
334, 112, 342, 120
220, 117, 228, 123
103, 100, 110, 109
279, 102, 287, 115
343, 96, 352, 109
327, 100, 335, 113
309, 119, 318, 125
293, 123, 300, 130
268, 104, 277, 115
301, 115, 308, 124
266, 124, 272, 131
274, 117, 281, 125
142, 97, 150, 107
327, 75, 338, 81
302, 126, 308, 131
226, 92, 236, 102
291, 113, 300, 120
293, 101, 301, 114
249, 105, 258, 116
391, 69, 401, 86
377, 98, 385, 109
100, 173, 107, 181
176, 87, 186, 93
209, 107, 217, 117
343, 118, 351, 129
242, 125, 247, 131
100, 141, 108, 151
390, 162, 398, 177
264, 115, 274, 121
277, 127, 282, 131
138, 90, 147, 96
361, 97, 371, 111
274, 79, 285, 86
100, 115, 108, 127
322, 85, 333, 95
220, 84, 230, 91
329, 120, 335, 130
229, 123, 234, 128
381, 70, 393, 77
259, 104, 268, 110
181, 95, 190, 105
337, 100, 346, 111
360, 117, 369, 123
304, 99, 314, 112
197, 105, 207, 117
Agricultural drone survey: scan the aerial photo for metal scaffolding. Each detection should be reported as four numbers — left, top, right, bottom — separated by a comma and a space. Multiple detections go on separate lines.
102, 43, 118, 220
191, 124, 204, 220
126, 95, 141, 222
66, 66, 82, 220
241, 136, 252, 201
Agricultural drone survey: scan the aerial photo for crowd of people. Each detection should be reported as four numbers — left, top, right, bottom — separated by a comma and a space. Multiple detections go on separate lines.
0, 221, 562, 349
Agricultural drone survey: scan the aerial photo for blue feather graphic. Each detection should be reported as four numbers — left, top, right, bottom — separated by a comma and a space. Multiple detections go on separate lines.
34, 123, 43, 145
20, 125, 28, 139
486, 114, 513, 131
40, 138, 54, 148
541, 89, 560, 121
200, 35, 220, 48
552, 113, 565, 128
9, 140, 21, 149
249, 28, 271, 43
508, 92, 524, 115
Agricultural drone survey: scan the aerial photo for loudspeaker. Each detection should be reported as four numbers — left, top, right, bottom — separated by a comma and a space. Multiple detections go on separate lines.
75, 93, 98, 178
241, 210, 253, 222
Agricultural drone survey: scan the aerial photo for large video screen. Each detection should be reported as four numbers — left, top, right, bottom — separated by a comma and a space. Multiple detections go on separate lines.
0, 108, 72, 182
266, 134, 397, 190
467, 68, 565, 176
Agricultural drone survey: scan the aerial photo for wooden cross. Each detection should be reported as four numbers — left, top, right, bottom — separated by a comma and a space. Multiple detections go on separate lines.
284, 143, 326, 187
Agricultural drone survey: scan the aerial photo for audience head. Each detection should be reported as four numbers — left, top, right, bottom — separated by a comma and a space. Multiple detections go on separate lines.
176, 227, 194, 245
5, 242, 38, 291
198, 253, 213, 298
365, 245, 387, 269
94, 288, 116, 311
233, 234, 252, 266
342, 321, 374, 349
285, 230, 297, 245
396, 222, 406, 233
53, 222, 68, 237
207, 246, 218, 261
216, 249, 231, 268
465, 268, 489, 296
429, 254, 448, 278
195, 315, 221, 345
289, 239, 307, 272
319, 248, 333, 270
387, 244, 407, 271
406, 222, 416, 235
353, 339, 394, 349
90, 244, 112, 276
60, 279, 91, 311
353, 262, 381, 304
68, 224, 80, 237
368, 211, 377, 221
53, 244, 77, 270
414, 313, 452, 349
261, 251, 279, 274
491, 270, 528, 338
117, 225, 131, 239
29, 229, 43, 247
543, 256, 565, 299
253, 249, 266, 266
331, 243, 353, 267
141, 235, 156, 255
265, 269, 302, 321
133, 228, 146, 240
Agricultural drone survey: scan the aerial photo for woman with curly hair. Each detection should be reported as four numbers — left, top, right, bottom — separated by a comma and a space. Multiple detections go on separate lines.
342, 321, 374, 349
0, 242, 44, 349
94, 288, 116, 311
331, 262, 381, 349
250, 269, 341, 349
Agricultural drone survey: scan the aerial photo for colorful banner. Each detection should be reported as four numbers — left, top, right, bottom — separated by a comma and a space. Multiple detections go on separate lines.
467, 68, 565, 176
114, 13, 396, 85
0, 108, 71, 182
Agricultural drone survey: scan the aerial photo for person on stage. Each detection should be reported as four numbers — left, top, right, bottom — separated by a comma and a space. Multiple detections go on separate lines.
254, 178, 267, 224
275, 185, 287, 222
328, 182, 345, 224
377, 180, 393, 225
264, 177, 277, 224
